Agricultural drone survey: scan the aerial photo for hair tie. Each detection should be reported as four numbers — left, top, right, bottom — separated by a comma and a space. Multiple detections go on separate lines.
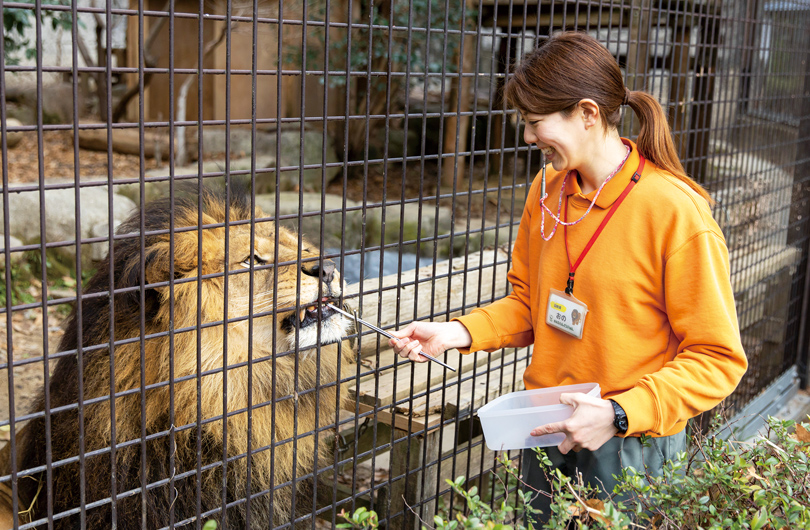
623, 87, 631, 106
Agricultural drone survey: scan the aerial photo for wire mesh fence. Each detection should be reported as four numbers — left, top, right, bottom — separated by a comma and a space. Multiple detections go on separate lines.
0, 0, 808, 528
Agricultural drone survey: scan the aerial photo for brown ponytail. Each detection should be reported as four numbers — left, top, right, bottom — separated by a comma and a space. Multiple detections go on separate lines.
505, 31, 712, 204
626, 90, 713, 203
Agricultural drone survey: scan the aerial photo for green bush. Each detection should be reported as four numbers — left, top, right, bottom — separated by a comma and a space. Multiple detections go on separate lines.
340, 416, 810, 529
3, 0, 73, 65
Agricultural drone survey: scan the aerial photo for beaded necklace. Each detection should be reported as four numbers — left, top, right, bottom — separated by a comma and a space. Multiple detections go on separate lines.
538, 145, 631, 241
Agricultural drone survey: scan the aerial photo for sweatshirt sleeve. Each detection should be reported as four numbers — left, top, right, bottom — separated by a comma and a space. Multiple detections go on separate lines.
453, 177, 539, 353
612, 230, 748, 436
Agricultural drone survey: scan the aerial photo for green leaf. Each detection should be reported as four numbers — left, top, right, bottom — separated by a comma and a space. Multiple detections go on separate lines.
202, 521, 217, 530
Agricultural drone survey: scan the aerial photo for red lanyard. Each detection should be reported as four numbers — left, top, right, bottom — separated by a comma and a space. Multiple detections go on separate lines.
563, 155, 646, 295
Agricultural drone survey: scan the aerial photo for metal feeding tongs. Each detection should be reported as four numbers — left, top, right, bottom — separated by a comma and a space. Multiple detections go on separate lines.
326, 303, 456, 372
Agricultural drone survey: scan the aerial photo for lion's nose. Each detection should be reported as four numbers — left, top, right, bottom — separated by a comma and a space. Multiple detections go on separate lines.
303, 259, 336, 284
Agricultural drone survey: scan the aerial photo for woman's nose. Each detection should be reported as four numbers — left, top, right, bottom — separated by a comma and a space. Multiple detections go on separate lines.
523, 127, 537, 145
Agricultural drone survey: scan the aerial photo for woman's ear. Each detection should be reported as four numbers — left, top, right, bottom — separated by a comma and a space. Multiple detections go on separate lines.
578, 99, 600, 129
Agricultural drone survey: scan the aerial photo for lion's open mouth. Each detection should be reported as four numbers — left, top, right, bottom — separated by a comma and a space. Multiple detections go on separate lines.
288, 297, 338, 330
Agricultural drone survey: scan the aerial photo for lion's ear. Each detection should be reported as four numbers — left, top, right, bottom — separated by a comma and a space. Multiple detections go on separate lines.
144, 235, 198, 287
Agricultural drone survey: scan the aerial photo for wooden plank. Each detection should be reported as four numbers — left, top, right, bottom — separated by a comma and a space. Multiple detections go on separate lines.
496, 9, 623, 29
347, 347, 529, 433
729, 245, 801, 293
349, 346, 512, 408
344, 249, 512, 357
395, 350, 528, 420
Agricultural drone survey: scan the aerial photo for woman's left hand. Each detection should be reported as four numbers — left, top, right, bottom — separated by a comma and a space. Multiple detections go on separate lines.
530, 393, 619, 454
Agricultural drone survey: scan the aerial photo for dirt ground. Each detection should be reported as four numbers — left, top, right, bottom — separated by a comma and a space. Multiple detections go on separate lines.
0, 303, 66, 436
2, 130, 156, 184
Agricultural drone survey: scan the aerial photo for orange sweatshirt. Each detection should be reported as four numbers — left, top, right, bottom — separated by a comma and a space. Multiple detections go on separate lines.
455, 140, 747, 437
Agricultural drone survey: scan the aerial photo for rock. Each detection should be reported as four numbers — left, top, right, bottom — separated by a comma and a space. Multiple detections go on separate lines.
114, 128, 341, 201
0, 235, 24, 267
367, 128, 420, 160
90, 223, 113, 262
199, 127, 276, 157
0, 185, 136, 265
115, 155, 277, 204
273, 129, 341, 194
254, 193, 374, 251
5, 118, 23, 149
708, 143, 792, 249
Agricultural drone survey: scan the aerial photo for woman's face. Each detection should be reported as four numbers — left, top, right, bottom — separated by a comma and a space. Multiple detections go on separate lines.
521, 110, 587, 173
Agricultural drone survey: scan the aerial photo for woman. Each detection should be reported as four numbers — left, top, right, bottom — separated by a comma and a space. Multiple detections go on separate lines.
389, 31, 747, 518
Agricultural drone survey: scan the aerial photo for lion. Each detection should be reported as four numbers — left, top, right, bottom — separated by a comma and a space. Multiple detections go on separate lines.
2, 186, 355, 528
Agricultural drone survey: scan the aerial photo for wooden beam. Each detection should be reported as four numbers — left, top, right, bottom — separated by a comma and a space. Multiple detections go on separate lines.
344, 248, 511, 358
495, 9, 623, 29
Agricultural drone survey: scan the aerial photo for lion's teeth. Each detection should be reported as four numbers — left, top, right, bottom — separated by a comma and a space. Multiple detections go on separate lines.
299, 309, 306, 322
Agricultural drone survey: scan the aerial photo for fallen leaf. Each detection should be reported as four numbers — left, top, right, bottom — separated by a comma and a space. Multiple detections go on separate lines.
584, 498, 608, 525
745, 466, 769, 486
796, 423, 810, 443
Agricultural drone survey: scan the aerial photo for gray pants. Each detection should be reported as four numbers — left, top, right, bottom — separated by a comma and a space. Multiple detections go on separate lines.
520, 431, 687, 523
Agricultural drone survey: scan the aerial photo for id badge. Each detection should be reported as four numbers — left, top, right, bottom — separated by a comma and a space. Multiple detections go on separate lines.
546, 288, 588, 339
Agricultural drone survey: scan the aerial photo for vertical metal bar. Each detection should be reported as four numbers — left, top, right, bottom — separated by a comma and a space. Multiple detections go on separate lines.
270, 0, 284, 521
453, 0, 486, 515
166, 2, 178, 528
245, 0, 260, 526
195, 0, 206, 526
221, 0, 234, 525
796, 30, 810, 386
442, 0, 473, 519
418, 0, 451, 518
367, 0, 398, 521
326, 0, 347, 519
0, 0, 19, 524
471, 0, 501, 500
388, 0, 416, 524
33, 0, 55, 525
318, 0, 336, 525
291, 0, 309, 524
69, 0, 87, 525
136, 0, 148, 526
343, 0, 362, 519
402, 0, 437, 520
105, 0, 119, 525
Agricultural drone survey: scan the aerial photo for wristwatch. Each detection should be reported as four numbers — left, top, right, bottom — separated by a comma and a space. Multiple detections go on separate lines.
609, 399, 628, 434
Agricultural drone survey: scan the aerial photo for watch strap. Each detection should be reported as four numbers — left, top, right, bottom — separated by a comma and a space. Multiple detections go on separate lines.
609, 399, 628, 434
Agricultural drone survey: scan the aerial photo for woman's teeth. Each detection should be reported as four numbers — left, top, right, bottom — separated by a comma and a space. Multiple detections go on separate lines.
541, 147, 555, 157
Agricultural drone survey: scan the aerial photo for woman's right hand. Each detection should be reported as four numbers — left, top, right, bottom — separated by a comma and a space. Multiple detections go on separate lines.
388, 321, 472, 363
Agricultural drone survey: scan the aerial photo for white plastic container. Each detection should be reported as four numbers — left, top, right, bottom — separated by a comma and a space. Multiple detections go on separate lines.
477, 383, 602, 451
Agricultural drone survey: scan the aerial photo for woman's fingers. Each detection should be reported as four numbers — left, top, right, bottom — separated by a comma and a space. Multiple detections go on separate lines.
388, 322, 414, 339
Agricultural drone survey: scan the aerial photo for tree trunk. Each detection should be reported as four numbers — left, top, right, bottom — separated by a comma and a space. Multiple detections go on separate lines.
175, 21, 231, 166
442, 17, 476, 188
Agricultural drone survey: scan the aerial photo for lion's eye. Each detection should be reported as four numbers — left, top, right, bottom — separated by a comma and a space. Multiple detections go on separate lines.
241, 254, 267, 268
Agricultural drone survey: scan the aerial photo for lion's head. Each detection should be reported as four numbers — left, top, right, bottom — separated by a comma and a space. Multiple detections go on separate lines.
127, 186, 351, 360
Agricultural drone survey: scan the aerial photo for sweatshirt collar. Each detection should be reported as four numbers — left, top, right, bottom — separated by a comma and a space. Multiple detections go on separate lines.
564, 138, 641, 209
